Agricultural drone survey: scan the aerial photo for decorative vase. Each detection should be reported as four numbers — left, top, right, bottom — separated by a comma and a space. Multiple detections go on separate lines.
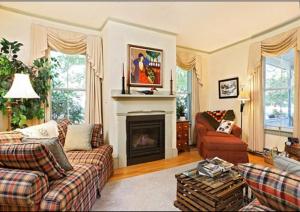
179, 116, 186, 121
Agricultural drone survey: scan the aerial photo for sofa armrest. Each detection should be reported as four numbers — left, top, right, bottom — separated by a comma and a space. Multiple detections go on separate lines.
231, 125, 242, 138
0, 168, 49, 209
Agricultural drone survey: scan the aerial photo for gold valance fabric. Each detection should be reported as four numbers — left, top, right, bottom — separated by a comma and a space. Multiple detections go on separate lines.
176, 50, 202, 84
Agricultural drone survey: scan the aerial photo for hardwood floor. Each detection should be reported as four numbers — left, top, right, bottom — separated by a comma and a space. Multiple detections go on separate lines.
110, 148, 271, 182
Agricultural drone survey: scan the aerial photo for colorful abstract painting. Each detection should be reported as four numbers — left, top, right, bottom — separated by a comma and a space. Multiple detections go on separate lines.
128, 44, 163, 87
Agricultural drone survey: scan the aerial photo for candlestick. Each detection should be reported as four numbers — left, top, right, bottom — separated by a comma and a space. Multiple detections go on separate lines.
121, 63, 125, 94
170, 69, 173, 95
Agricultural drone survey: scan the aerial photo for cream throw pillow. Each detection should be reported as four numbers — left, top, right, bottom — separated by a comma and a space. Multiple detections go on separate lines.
64, 124, 93, 152
15, 120, 59, 138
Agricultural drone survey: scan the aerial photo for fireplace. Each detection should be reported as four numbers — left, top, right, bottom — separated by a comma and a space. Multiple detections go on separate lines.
126, 115, 165, 165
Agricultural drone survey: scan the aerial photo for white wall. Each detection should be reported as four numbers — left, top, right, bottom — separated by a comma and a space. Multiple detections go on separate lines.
0, 9, 99, 131
207, 18, 300, 149
102, 21, 177, 159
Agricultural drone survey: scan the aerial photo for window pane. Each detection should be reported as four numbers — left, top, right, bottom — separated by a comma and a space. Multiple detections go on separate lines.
68, 64, 85, 89
68, 91, 85, 124
264, 49, 294, 129
51, 90, 68, 121
176, 67, 189, 93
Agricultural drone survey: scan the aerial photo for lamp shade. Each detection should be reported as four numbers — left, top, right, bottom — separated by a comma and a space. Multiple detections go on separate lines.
4, 73, 39, 99
238, 89, 250, 102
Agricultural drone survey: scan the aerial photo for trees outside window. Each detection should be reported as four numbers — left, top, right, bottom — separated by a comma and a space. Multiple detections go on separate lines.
264, 49, 294, 131
50, 51, 86, 124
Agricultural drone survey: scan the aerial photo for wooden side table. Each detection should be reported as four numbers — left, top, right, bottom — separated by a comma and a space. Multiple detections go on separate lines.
176, 121, 190, 152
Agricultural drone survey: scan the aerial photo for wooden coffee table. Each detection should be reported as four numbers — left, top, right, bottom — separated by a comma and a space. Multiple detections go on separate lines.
174, 167, 251, 211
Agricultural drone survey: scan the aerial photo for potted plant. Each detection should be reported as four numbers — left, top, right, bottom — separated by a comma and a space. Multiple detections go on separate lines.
176, 99, 186, 121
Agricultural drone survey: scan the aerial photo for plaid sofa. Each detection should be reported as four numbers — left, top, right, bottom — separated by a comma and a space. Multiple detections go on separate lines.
0, 120, 113, 211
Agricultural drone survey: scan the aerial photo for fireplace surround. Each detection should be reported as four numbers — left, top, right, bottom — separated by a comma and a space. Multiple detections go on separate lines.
126, 115, 165, 165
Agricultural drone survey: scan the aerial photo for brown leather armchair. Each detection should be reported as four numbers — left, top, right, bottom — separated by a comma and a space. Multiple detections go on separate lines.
195, 112, 248, 164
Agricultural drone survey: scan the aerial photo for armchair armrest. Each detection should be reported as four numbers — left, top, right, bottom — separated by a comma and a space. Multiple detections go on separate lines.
196, 123, 207, 137
0, 168, 49, 209
231, 125, 242, 138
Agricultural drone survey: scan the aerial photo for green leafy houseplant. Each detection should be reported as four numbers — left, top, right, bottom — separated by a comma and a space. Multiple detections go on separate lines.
176, 98, 186, 120
0, 38, 59, 129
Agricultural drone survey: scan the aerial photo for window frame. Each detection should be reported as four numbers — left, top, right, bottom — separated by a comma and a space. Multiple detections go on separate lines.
50, 51, 87, 123
263, 52, 294, 133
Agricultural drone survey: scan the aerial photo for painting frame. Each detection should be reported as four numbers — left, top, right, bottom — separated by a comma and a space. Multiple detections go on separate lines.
218, 77, 239, 99
128, 44, 163, 88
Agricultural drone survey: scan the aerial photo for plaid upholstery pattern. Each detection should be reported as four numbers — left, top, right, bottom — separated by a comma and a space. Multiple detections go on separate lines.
0, 131, 23, 144
91, 124, 104, 148
57, 118, 72, 146
240, 199, 274, 211
66, 145, 113, 191
40, 164, 98, 211
238, 163, 300, 211
0, 168, 48, 211
0, 143, 66, 180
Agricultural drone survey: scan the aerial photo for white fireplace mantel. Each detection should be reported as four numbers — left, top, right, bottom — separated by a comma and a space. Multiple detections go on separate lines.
110, 90, 177, 168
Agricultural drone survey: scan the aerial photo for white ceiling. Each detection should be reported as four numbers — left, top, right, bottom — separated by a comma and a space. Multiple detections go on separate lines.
1, 2, 300, 52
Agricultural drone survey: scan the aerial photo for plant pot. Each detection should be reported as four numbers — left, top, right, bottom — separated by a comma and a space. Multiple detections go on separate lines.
179, 116, 186, 121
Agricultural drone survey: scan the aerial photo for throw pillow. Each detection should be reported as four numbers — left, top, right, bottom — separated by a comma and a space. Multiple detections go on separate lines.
57, 118, 72, 146
15, 120, 59, 138
91, 124, 104, 148
22, 137, 73, 171
216, 120, 234, 134
238, 163, 300, 211
64, 124, 93, 152
0, 143, 66, 180
274, 155, 300, 177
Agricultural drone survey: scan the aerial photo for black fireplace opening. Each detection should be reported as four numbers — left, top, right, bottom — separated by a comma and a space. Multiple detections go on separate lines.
126, 115, 165, 166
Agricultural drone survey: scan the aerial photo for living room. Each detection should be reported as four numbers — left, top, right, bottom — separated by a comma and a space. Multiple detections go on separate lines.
0, 1, 299, 211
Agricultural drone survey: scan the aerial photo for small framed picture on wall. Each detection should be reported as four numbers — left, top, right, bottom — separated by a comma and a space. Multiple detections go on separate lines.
218, 77, 239, 99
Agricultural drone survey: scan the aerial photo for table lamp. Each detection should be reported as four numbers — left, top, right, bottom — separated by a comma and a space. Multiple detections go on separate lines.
238, 88, 250, 130
4, 73, 40, 131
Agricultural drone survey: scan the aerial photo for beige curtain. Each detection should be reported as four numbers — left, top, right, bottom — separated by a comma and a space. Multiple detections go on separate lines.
247, 28, 300, 151
30, 24, 104, 124
86, 36, 103, 124
176, 50, 203, 144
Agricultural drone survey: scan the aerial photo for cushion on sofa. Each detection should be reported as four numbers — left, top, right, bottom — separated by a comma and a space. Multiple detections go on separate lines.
0, 132, 23, 144
22, 138, 73, 171
216, 120, 235, 134
40, 164, 98, 211
203, 136, 247, 151
274, 155, 300, 177
64, 124, 93, 152
91, 124, 104, 148
57, 118, 72, 146
0, 143, 66, 180
15, 120, 59, 138
0, 168, 49, 210
238, 163, 300, 211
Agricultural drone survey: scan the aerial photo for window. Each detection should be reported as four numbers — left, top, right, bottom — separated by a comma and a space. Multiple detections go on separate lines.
50, 51, 86, 124
176, 66, 192, 121
264, 49, 294, 131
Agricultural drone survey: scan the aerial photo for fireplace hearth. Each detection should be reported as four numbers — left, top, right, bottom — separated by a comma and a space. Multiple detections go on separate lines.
126, 115, 165, 165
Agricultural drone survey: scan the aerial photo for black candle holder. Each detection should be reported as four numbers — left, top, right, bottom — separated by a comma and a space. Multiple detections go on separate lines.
170, 79, 173, 95
121, 76, 125, 94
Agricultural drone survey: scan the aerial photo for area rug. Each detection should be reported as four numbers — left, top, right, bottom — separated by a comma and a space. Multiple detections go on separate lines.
92, 162, 198, 211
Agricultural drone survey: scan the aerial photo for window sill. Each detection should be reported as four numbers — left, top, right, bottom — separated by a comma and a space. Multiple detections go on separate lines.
264, 128, 293, 137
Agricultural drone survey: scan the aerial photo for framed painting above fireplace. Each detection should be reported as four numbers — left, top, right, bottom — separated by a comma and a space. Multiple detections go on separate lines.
128, 44, 163, 88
